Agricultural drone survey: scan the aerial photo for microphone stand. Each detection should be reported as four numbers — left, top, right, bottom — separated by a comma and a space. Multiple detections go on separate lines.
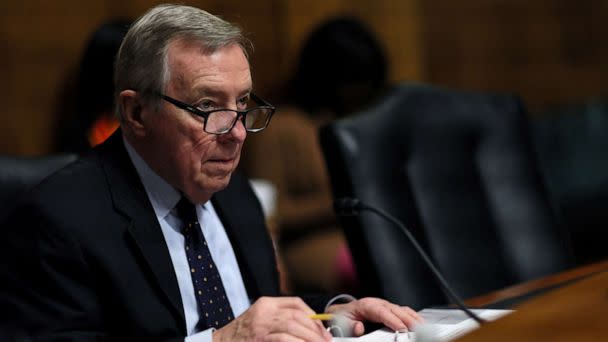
336, 198, 485, 324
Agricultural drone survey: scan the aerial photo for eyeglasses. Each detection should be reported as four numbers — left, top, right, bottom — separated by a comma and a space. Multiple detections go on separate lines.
160, 93, 275, 135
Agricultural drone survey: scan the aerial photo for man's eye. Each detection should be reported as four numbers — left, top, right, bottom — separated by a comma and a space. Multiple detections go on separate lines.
238, 96, 250, 108
196, 101, 214, 110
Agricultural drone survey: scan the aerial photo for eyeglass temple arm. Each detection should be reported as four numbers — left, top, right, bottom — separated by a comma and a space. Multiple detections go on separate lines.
250, 93, 275, 108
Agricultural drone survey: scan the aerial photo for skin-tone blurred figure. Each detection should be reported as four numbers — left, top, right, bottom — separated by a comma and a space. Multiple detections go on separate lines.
242, 17, 390, 294
54, 20, 130, 153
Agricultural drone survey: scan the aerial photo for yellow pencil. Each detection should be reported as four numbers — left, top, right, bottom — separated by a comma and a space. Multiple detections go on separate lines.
309, 313, 334, 321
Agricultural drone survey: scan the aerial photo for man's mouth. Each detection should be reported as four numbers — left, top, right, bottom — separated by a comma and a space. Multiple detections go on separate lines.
209, 157, 235, 164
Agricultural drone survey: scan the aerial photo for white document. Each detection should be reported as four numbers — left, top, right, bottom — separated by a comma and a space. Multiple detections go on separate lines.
333, 308, 513, 342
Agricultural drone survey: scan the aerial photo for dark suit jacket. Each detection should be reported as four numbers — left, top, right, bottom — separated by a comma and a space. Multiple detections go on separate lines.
0, 131, 329, 341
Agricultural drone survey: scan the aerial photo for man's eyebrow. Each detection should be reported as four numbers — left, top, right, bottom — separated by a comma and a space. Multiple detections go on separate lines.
239, 88, 253, 97
192, 87, 253, 99
191, 87, 222, 98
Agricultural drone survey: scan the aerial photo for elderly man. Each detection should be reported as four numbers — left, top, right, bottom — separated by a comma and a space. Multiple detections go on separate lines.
0, 4, 421, 341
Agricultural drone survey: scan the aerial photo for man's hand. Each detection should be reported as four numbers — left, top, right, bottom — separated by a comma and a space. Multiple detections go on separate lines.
326, 297, 423, 336
213, 297, 332, 342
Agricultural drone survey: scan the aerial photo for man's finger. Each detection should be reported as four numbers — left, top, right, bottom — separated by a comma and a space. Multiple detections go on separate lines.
273, 296, 317, 315
376, 307, 409, 331
287, 310, 332, 341
351, 320, 365, 337
388, 306, 420, 329
403, 306, 424, 323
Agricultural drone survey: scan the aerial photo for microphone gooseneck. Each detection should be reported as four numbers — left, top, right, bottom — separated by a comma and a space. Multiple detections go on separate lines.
335, 197, 485, 324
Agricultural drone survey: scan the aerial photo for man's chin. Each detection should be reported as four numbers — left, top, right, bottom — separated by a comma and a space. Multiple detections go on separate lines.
204, 173, 233, 191
183, 173, 233, 203
211, 174, 232, 191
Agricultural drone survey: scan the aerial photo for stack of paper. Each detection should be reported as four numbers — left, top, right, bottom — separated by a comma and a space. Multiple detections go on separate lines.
333, 309, 513, 342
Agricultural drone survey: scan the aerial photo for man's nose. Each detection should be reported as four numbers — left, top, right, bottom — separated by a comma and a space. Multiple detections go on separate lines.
223, 116, 247, 142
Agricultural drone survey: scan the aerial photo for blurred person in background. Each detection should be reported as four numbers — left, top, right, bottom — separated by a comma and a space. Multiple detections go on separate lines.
53, 19, 131, 153
241, 16, 390, 294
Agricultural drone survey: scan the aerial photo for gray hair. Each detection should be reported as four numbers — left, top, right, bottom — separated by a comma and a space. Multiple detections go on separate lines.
114, 4, 252, 122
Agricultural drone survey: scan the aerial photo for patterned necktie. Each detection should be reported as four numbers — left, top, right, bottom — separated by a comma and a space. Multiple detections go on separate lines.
175, 197, 234, 329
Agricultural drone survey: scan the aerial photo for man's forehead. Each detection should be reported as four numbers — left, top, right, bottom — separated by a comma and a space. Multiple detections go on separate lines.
167, 38, 247, 65
166, 39, 251, 93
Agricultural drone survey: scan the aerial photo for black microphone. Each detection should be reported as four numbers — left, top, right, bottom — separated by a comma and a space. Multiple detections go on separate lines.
335, 197, 485, 324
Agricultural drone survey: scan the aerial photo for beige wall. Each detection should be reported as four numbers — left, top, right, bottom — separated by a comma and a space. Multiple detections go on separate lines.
2, 0, 607, 155
420, 0, 608, 111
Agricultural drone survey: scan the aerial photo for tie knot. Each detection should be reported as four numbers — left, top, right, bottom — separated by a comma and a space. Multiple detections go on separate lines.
176, 197, 198, 231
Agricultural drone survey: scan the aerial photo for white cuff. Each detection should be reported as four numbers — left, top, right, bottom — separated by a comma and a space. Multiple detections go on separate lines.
185, 328, 216, 342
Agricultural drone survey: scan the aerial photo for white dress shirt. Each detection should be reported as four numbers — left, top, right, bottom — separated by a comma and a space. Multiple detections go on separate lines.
124, 138, 251, 342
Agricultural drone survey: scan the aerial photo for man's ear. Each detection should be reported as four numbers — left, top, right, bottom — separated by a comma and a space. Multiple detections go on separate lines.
118, 90, 147, 137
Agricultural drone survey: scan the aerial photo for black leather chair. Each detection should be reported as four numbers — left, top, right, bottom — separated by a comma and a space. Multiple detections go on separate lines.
320, 83, 574, 309
0, 154, 78, 222
530, 100, 608, 265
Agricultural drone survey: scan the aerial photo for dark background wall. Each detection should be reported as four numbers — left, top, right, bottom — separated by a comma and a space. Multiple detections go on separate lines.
1, 0, 608, 155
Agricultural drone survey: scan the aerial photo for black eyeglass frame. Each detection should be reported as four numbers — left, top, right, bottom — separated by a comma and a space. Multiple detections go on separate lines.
160, 93, 276, 134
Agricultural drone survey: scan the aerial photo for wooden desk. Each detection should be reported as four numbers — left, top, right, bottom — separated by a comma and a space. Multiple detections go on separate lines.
456, 262, 608, 341
465, 260, 608, 307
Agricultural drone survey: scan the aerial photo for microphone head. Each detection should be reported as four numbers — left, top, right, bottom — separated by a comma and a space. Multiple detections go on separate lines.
334, 197, 362, 216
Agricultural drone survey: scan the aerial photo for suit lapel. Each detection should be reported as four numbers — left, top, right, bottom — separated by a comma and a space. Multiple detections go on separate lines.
212, 192, 261, 299
96, 132, 185, 328
211, 175, 279, 299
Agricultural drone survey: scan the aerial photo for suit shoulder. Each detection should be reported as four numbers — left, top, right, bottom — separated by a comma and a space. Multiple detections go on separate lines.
17, 152, 114, 227
33, 153, 106, 201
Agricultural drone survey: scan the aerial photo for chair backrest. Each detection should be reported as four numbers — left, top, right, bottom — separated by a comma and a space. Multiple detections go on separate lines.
0, 154, 78, 222
530, 100, 608, 264
319, 83, 574, 309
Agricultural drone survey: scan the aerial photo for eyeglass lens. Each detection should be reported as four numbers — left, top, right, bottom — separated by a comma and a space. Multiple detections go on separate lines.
205, 108, 271, 134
